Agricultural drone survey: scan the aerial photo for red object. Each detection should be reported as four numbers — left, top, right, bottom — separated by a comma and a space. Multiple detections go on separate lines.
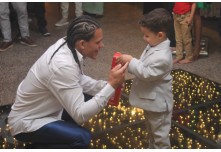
173, 2, 193, 15
108, 52, 123, 106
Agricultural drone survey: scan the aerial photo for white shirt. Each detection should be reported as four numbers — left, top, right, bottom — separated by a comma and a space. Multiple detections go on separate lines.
8, 38, 115, 136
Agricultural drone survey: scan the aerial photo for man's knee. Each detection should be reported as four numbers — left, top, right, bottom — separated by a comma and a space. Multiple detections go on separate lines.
71, 129, 92, 148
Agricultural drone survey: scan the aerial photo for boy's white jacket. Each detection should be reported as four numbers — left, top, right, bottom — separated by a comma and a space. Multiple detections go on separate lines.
128, 39, 174, 112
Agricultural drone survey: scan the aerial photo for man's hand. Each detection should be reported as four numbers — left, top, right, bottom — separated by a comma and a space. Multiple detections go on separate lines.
108, 62, 128, 89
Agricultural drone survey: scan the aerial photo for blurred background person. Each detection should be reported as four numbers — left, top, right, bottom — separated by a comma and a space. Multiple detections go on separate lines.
0, 2, 36, 52
27, 2, 51, 36
55, 2, 83, 27
83, 2, 104, 18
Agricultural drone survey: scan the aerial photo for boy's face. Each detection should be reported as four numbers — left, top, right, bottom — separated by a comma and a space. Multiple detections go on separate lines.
140, 26, 164, 47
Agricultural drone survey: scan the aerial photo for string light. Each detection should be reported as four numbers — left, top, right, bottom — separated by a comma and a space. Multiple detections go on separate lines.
0, 69, 220, 148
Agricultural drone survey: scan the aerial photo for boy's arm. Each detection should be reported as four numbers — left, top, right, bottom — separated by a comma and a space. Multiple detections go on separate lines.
128, 57, 170, 82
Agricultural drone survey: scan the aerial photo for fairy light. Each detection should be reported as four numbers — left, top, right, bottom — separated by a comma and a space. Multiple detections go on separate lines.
0, 69, 221, 149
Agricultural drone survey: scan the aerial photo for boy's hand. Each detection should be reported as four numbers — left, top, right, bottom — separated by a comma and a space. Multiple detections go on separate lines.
116, 54, 133, 65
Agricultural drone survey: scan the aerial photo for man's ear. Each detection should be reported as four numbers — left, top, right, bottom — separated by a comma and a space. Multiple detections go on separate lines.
79, 40, 85, 50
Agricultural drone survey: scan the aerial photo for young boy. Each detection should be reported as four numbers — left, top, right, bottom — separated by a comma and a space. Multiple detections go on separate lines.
116, 8, 173, 148
173, 2, 196, 64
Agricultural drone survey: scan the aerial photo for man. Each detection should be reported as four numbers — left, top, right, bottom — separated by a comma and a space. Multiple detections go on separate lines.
8, 15, 128, 148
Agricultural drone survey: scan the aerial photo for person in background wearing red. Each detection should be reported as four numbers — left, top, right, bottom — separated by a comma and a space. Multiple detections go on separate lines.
173, 2, 196, 64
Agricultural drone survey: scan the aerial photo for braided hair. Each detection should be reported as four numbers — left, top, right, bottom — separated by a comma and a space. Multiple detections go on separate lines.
50, 15, 101, 70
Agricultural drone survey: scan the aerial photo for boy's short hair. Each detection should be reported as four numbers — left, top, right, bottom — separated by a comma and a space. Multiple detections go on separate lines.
139, 8, 172, 37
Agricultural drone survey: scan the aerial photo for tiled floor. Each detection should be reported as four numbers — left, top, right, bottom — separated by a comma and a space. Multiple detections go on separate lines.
0, 2, 221, 149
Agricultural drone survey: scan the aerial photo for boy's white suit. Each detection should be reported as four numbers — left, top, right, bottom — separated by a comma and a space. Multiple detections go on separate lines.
127, 39, 174, 148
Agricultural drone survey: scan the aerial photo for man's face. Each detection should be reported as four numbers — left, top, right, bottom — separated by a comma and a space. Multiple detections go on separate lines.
82, 28, 104, 59
140, 26, 162, 47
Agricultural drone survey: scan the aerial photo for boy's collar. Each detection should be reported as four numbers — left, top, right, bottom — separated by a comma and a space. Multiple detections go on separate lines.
150, 38, 170, 50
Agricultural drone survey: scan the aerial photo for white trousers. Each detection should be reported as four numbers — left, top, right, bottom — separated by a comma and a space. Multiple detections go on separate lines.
144, 109, 173, 149
0, 2, 29, 42
60, 2, 82, 19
